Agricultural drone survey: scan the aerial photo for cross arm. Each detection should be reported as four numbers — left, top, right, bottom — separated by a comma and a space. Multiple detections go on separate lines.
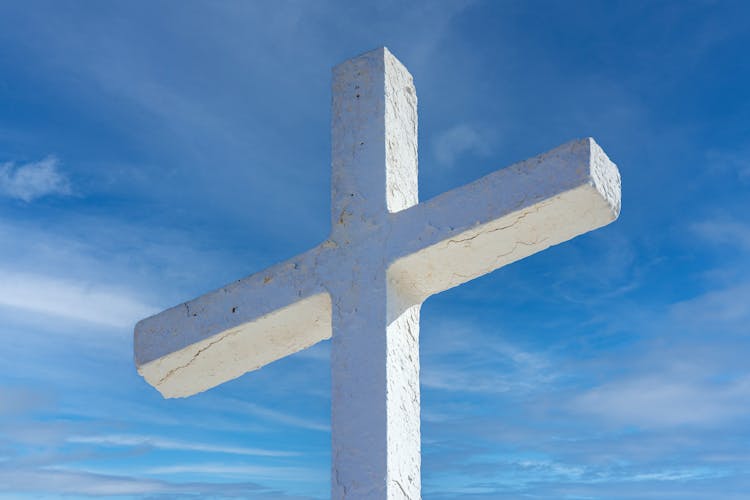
134, 246, 333, 398
387, 137, 621, 306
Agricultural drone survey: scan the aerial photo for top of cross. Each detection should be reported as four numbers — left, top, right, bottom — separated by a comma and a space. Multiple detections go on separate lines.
330, 48, 419, 244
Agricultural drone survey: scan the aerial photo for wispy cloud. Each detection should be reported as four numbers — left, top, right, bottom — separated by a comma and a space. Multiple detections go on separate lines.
224, 400, 330, 432
0, 156, 71, 202
0, 386, 51, 416
421, 319, 557, 395
691, 218, 750, 251
433, 123, 492, 167
0, 269, 156, 328
0, 466, 302, 498
670, 281, 750, 327
570, 374, 750, 428
706, 147, 750, 184
0, 468, 172, 496
68, 434, 299, 457
147, 463, 317, 481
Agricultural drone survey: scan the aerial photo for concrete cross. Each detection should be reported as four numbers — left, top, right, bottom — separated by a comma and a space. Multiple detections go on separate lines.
135, 47, 621, 499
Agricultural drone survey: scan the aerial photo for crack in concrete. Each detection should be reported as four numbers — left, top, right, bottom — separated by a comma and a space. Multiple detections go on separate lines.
155, 329, 239, 387
491, 236, 551, 269
334, 467, 348, 498
446, 200, 551, 246
392, 479, 412, 499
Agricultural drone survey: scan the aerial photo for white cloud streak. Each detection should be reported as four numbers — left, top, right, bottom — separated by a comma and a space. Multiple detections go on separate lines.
146, 463, 317, 481
570, 374, 750, 428
0, 466, 299, 497
68, 434, 299, 457
669, 281, 750, 329
228, 400, 330, 432
0, 269, 156, 328
0, 468, 172, 496
0, 156, 71, 201
691, 218, 750, 252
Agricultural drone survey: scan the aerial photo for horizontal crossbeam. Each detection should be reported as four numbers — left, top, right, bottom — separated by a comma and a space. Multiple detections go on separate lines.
135, 137, 620, 399
135, 248, 332, 397
387, 137, 620, 313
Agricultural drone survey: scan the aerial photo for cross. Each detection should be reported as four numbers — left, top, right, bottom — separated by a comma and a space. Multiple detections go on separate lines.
134, 47, 621, 499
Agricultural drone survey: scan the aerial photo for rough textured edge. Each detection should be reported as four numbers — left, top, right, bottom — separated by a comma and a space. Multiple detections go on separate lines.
385, 303, 421, 499
588, 137, 622, 219
384, 47, 418, 213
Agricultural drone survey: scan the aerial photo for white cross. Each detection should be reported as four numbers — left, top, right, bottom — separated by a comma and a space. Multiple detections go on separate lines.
135, 47, 621, 499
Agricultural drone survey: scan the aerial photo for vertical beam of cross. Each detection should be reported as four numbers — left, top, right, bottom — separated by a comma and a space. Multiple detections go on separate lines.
329, 48, 421, 498
134, 47, 621, 500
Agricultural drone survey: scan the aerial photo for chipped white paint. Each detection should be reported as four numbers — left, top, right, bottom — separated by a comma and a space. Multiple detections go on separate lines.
134, 47, 621, 499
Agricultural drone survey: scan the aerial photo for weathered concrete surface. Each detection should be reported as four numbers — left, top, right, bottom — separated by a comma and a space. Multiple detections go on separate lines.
329, 48, 421, 500
134, 47, 621, 499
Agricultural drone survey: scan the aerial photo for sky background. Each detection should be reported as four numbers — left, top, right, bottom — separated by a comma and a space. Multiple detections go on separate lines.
1, 1, 749, 498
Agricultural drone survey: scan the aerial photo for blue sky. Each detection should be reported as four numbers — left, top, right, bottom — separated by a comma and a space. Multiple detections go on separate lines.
1, 1, 749, 498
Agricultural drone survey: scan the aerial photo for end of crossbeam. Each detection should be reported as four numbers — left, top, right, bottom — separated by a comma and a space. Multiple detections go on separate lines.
387, 136, 622, 306
134, 292, 332, 399
585, 137, 622, 221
